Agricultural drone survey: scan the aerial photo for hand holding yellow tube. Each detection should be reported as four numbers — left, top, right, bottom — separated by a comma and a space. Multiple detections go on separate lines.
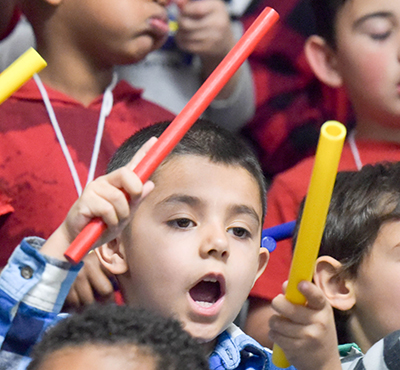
0, 47, 47, 105
272, 121, 347, 368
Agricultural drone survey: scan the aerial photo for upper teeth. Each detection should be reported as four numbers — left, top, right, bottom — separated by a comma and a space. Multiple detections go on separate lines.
203, 278, 217, 283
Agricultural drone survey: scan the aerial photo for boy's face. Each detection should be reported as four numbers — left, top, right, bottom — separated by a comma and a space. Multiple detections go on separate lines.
61, 0, 169, 64
332, 0, 400, 125
113, 156, 268, 347
37, 345, 157, 370
349, 220, 400, 349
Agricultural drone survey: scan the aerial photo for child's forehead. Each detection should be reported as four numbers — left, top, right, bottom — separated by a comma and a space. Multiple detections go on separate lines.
154, 154, 256, 184
338, 0, 397, 18
154, 154, 250, 179
43, 344, 157, 370
149, 155, 263, 214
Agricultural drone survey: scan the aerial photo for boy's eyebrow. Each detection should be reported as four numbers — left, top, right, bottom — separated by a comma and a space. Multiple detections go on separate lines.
353, 11, 393, 29
228, 204, 261, 228
156, 194, 201, 208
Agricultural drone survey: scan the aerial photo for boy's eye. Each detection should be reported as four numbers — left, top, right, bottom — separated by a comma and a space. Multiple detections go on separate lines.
361, 18, 392, 41
358, 16, 393, 41
229, 227, 251, 239
369, 31, 391, 40
167, 218, 195, 229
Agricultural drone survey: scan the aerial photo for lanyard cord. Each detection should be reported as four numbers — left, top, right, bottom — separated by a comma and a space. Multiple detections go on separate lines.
348, 130, 363, 171
33, 73, 117, 196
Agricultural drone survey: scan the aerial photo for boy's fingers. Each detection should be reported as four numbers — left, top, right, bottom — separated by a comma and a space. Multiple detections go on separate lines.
65, 288, 80, 308
82, 187, 121, 227
87, 170, 142, 220
126, 136, 158, 172
272, 291, 325, 325
271, 293, 288, 314
269, 314, 302, 340
73, 273, 96, 306
298, 280, 327, 311
85, 253, 115, 298
141, 180, 155, 199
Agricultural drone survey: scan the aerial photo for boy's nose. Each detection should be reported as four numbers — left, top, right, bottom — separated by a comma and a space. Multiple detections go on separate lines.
199, 224, 230, 260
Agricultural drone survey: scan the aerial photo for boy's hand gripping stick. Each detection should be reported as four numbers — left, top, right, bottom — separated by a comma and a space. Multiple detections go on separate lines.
271, 121, 347, 368
64, 7, 280, 264
0, 47, 47, 104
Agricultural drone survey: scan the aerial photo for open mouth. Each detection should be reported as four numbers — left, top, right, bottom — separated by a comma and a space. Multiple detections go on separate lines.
189, 277, 224, 308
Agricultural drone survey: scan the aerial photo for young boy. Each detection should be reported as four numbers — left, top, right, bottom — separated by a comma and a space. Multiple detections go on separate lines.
270, 162, 400, 369
26, 304, 209, 370
0, 120, 305, 370
246, 0, 400, 348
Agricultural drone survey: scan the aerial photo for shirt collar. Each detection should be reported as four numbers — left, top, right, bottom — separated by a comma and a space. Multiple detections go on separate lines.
12, 78, 143, 108
209, 323, 268, 369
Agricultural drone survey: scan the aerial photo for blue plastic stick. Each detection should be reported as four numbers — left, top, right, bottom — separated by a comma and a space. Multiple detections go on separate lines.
261, 220, 296, 252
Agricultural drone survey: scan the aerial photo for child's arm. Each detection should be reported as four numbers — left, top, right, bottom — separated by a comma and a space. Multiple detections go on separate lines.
268, 280, 342, 370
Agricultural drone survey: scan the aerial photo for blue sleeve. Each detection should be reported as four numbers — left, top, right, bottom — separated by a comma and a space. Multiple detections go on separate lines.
0, 237, 83, 369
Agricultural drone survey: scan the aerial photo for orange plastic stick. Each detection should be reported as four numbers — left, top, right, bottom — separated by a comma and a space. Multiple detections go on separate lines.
64, 7, 280, 264
272, 121, 347, 368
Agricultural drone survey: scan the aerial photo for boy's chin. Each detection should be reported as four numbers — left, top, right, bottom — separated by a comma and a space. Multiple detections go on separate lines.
183, 320, 231, 347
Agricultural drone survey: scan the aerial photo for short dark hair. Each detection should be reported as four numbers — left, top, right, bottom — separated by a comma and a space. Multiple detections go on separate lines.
310, 0, 348, 47
295, 162, 400, 343
27, 304, 209, 370
320, 162, 400, 277
107, 119, 267, 220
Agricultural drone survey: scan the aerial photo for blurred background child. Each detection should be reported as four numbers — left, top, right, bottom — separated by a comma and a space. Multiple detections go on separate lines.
245, 0, 400, 348
0, 0, 174, 306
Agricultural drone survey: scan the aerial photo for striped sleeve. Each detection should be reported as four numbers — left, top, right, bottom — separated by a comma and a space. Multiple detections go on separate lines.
341, 331, 400, 370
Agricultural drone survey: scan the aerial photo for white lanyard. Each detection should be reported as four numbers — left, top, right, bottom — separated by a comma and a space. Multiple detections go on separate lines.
33, 73, 117, 196
348, 130, 363, 171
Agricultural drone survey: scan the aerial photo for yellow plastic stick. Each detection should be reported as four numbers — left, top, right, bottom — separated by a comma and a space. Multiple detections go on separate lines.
0, 47, 47, 105
272, 121, 347, 368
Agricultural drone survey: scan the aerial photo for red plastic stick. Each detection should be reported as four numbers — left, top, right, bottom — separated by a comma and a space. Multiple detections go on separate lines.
64, 7, 279, 264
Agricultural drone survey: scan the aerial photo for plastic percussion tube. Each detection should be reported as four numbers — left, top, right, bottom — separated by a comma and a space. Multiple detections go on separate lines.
64, 7, 280, 264
0, 47, 47, 104
272, 121, 347, 368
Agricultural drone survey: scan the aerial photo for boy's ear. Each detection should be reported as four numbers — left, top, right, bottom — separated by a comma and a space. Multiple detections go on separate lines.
253, 248, 269, 286
95, 238, 129, 275
304, 35, 343, 88
314, 256, 356, 311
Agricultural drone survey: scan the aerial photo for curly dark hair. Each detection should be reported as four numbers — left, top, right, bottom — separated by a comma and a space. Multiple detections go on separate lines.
27, 304, 209, 370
